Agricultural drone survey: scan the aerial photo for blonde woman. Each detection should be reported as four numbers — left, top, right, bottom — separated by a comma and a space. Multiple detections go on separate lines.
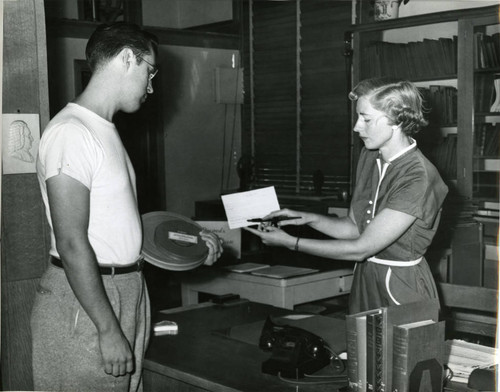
246, 78, 448, 314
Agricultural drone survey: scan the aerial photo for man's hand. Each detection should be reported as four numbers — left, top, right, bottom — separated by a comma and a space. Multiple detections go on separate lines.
99, 328, 134, 377
200, 229, 223, 265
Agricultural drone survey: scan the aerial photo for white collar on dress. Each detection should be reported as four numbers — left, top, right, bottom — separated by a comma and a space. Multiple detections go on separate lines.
384, 138, 417, 163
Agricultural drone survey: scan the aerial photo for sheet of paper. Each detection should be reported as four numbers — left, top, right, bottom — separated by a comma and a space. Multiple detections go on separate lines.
221, 186, 280, 229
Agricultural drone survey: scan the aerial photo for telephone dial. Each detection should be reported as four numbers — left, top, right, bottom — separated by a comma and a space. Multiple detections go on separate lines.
258, 316, 331, 378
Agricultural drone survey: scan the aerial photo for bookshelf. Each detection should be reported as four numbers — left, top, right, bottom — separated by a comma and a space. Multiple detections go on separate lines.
348, 5, 499, 289
458, 11, 499, 290
458, 16, 499, 202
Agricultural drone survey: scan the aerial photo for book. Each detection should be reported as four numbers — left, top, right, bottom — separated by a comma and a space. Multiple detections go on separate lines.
357, 315, 369, 391
366, 312, 382, 391
475, 73, 496, 113
374, 300, 440, 392
493, 33, 500, 66
438, 37, 455, 75
345, 314, 359, 390
392, 320, 445, 392
346, 308, 381, 391
475, 32, 486, 68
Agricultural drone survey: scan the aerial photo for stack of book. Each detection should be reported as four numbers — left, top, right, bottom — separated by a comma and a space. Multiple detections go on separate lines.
474, 123, 500, 157
444, 339, 498, 384
420, 85, 458, 126
346, 300, 444, 392
475, 73, 498, 113
474, 32, 500, 69
424, 134, 457, 180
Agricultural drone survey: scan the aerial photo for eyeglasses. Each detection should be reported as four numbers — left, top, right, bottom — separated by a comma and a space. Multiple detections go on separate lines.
137, 55, 158, 81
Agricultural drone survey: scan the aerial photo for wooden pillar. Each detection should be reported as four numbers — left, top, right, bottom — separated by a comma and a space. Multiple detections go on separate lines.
1, 0, 50, 390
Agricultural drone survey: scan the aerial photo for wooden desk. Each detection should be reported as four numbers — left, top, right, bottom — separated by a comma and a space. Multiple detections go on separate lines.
143, 301, 349, 392
180, 266, 353, 309
143, 301, 480, 392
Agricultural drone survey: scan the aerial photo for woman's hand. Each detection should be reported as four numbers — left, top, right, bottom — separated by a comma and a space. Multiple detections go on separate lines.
244, 225, 296, 249
200, 229, 223, 265
261, 208, 315, 227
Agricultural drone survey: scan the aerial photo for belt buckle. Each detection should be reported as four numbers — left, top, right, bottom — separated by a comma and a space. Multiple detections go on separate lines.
137, 258, 145, 272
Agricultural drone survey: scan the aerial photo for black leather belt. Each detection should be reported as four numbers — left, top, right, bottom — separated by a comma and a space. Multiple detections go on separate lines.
50, 255, 144, 275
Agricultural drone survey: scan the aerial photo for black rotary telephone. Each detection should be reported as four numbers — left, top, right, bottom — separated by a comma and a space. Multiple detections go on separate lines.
258, 316, 331, 379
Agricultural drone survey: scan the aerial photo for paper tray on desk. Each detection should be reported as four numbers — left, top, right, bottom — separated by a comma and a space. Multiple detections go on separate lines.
249, 265, 319, 279
224, 263, 270, 273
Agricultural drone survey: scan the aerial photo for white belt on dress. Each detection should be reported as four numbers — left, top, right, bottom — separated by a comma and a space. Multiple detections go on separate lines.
367, 256, 422, 267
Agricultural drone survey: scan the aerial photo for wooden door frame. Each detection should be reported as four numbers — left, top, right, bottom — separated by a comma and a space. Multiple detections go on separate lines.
0, 0, 3, 366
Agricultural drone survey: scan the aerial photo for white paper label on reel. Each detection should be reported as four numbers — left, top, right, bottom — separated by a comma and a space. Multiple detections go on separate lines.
168, 231, 198, 244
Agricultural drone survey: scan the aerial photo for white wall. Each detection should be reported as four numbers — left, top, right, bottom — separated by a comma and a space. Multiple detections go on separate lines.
45, 0, 79, 20
350, 0, 499, 52
48, 36, 241, 218
389, 0, 499, 41
142, 0, 233, 28
159, 46, 241, 216
45, 0, 232, 28
397, 0, 498, 18
48, 37, 87, 112
352, 0, 498, 25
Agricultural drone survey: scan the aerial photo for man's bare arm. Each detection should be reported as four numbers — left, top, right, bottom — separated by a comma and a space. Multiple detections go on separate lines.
47, 173, 133, 377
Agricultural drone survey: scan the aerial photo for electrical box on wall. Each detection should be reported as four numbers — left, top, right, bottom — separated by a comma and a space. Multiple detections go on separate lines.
214, 67, 244, 104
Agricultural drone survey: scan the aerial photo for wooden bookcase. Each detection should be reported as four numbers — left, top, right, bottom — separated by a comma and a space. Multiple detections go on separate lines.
459, 13, 500, 289
348, 4, 499, 288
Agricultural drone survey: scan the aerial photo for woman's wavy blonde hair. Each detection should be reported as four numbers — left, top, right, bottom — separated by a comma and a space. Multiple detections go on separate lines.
349, 78, 428, 136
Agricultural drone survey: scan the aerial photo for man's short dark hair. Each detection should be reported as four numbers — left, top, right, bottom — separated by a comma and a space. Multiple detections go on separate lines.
86, 22, 159, 72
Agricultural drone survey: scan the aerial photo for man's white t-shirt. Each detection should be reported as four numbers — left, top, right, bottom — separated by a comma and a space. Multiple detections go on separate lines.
37, 103, 142, 266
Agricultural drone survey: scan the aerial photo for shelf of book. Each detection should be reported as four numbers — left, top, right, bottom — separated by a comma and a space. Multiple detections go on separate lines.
459, 11, 499, 290
352, 21, 461, 185
350, 4, 500, 289
469, 20, 500, 205
473, 31, 500, 70
358, 37, 457, 81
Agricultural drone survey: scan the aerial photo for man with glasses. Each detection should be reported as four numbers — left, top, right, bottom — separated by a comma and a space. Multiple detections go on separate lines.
32, 22, 222, 392
138, 55, 158, 81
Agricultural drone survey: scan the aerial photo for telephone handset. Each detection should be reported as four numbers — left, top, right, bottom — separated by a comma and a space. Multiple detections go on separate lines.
259, 316, 331, 378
